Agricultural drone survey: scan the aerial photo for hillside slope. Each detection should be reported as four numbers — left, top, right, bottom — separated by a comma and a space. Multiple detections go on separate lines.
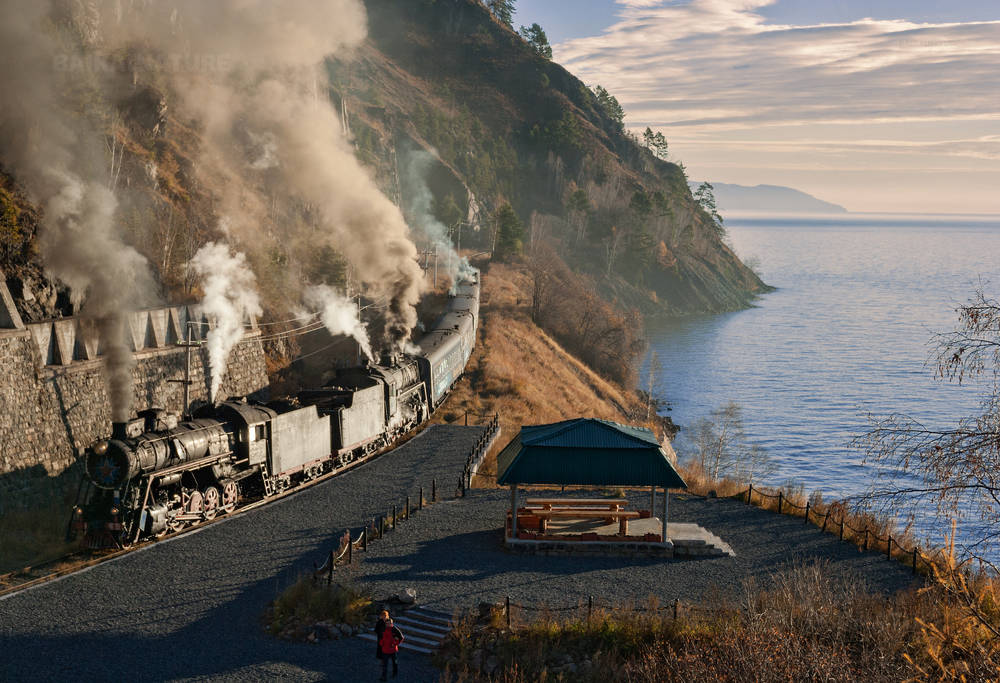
1, 0, 766, 344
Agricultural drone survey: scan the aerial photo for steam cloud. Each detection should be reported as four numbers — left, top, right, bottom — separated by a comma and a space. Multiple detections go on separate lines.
0, 3, 158, 422
191, 242, 262, 403
402, 150, 476, 294
95, 0, 426, 350
304, 285, 374, 363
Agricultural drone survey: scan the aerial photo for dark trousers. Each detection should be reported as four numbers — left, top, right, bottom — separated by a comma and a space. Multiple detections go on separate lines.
380, 653, 397, 679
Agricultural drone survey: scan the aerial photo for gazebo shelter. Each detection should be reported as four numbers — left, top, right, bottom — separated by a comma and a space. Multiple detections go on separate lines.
496, 418, 687, 549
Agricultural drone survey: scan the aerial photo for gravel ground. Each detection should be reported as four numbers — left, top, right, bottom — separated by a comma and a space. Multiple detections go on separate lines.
340, 489, 923, 617
0, 423, 923, 682
0, 424, 486, 683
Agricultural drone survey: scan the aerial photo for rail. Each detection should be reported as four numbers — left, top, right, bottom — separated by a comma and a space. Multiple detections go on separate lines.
312, 416, 501, 583
460, 413, 500, 495
312, 476, 452, 583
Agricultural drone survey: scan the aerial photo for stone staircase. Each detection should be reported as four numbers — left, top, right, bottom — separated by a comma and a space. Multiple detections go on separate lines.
357, 607, 453, 656
669, 522, 736, 557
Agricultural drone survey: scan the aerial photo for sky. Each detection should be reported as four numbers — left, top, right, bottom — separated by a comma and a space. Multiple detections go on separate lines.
514, 0, 1000, 214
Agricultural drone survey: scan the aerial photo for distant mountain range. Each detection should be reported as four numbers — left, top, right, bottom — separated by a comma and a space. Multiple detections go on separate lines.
690, 182, 848, 214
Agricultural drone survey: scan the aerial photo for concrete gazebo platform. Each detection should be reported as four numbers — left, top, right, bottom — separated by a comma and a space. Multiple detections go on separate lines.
496, 418, 690, 557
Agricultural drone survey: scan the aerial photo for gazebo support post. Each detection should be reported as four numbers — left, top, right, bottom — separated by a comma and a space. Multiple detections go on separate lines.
510, 485, 518, 539
661, 486, 669, 542
650, 485, 656, 515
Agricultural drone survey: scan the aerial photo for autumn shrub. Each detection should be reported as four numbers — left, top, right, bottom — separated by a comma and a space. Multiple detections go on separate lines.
266, 575, 372, 635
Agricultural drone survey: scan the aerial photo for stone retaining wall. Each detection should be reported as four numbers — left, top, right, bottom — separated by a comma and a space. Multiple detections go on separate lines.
0, 276, 269, 513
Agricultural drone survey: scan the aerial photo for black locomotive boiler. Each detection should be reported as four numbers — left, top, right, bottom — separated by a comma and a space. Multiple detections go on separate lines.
73, 269, 480, 546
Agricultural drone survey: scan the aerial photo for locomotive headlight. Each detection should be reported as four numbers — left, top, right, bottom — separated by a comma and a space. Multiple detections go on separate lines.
110, 507, 119, 516
74, 507, 83, 516
93, 440, 108, 455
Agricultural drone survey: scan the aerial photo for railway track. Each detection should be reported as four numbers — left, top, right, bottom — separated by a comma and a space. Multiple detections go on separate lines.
0, 423, 438, 600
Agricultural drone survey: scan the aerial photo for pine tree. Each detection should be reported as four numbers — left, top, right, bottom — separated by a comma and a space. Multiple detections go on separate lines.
519, 23, 552, 59
486, 0, 515, 28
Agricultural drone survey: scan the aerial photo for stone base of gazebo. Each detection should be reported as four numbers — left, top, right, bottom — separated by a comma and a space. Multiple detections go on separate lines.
503, 517, 735, 559
504, 515, 674, 557
505, 536, 674, 558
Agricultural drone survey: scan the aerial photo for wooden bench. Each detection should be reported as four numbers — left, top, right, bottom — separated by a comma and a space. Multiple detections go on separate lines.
525, 498, 628, 511
530, 509, 641, 535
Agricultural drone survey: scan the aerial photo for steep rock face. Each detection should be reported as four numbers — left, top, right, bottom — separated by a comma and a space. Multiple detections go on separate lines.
0, 0, 765, 328
353, 0, 768, 314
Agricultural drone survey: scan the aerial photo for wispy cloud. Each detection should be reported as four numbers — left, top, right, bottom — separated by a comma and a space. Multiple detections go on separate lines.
555, 0, 1000, 212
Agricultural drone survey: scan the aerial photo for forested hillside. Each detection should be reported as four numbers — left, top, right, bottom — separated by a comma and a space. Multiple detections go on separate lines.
0, 0, 767, 374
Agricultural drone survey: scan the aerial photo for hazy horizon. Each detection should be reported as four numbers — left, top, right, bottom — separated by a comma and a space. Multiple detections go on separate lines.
515, 0, 1000, 216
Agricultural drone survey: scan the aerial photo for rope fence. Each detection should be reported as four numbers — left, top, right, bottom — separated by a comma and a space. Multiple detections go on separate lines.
742, 483, 927, 576
312, 476, 451, 584
495, 595, 730, 628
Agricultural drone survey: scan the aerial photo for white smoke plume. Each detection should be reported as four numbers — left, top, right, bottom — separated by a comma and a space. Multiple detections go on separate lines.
303, 285, 374, 363
191, 242, 262, 403
0, 3, 158, 422
402, 149, 476, 294
91, 0, 426, 350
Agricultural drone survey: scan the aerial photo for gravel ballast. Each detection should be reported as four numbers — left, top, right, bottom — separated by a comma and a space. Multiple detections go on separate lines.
1, 423, 922, 681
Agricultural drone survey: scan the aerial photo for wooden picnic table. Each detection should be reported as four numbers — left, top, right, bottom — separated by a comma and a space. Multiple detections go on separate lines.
524, 498, 628, 510
526, 508, 641, 535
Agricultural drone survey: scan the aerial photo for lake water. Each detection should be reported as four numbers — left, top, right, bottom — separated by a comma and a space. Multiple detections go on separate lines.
644, 213, 1000, 553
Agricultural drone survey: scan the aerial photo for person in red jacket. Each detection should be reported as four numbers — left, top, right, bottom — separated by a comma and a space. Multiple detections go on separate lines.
377, 615, 404, 680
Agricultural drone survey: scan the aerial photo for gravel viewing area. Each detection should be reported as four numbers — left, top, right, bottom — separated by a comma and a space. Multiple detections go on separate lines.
0, 423, 923, 682
339, 488, 923, 616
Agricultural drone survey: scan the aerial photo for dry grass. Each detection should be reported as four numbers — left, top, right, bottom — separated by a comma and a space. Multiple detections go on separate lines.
432, 260, 661, 488
264, 574, 373, 638
438, 563, 934, 682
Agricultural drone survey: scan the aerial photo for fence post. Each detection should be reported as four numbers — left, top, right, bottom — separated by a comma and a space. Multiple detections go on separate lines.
460, 475, 465, 498
777, 491, 783, 515
506, 596, 511, 629
673, 598, 679, 621
839, 518, 845, 541
379, 516, 384, 539
822, 511, 828, 533
863, 529, 869, 551
887, 536, 892, 560
588, 595, 593, 622
747, 484, 752, 505
362, 527, 368, 551
405, 495, 410, 520
432, 479, 436, 502
912, 548, 918, 574
328, 549, 334, 585
348, 535, 353, 564
419, 486, 424, 510
393, 504, 397, 529
804, 501, 810, 524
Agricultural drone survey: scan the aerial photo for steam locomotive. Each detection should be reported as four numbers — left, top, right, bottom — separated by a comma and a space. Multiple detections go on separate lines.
72, 270, 480, 546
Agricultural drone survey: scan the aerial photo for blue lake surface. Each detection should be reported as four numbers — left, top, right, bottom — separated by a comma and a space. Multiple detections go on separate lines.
644, 213, 1000, 553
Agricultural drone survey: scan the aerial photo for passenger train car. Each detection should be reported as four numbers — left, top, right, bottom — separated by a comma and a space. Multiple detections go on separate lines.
73, 269, 480, 546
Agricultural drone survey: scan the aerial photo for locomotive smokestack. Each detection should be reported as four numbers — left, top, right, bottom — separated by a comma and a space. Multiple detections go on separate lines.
111, 422, 129, 441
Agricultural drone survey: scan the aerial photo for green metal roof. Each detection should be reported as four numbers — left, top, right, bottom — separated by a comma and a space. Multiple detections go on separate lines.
496, 418, 687, 488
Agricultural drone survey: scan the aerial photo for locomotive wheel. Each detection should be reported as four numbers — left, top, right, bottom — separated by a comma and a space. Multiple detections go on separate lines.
220, 480, 238, 513
185, 490, 204, 515
202, 486, 220, 520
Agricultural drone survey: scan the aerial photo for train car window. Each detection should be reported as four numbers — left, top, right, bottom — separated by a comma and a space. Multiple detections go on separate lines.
256, 424, 265, 441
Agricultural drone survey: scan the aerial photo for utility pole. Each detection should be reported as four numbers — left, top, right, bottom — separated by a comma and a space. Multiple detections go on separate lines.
168, 321, 201, 418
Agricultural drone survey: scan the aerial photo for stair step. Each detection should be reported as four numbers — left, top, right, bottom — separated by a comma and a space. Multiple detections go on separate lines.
391, 616, 451, 637
403, 607, 453, 627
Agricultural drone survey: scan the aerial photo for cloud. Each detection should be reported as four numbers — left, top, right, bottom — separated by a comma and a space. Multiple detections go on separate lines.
553, 0, 1000, 211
